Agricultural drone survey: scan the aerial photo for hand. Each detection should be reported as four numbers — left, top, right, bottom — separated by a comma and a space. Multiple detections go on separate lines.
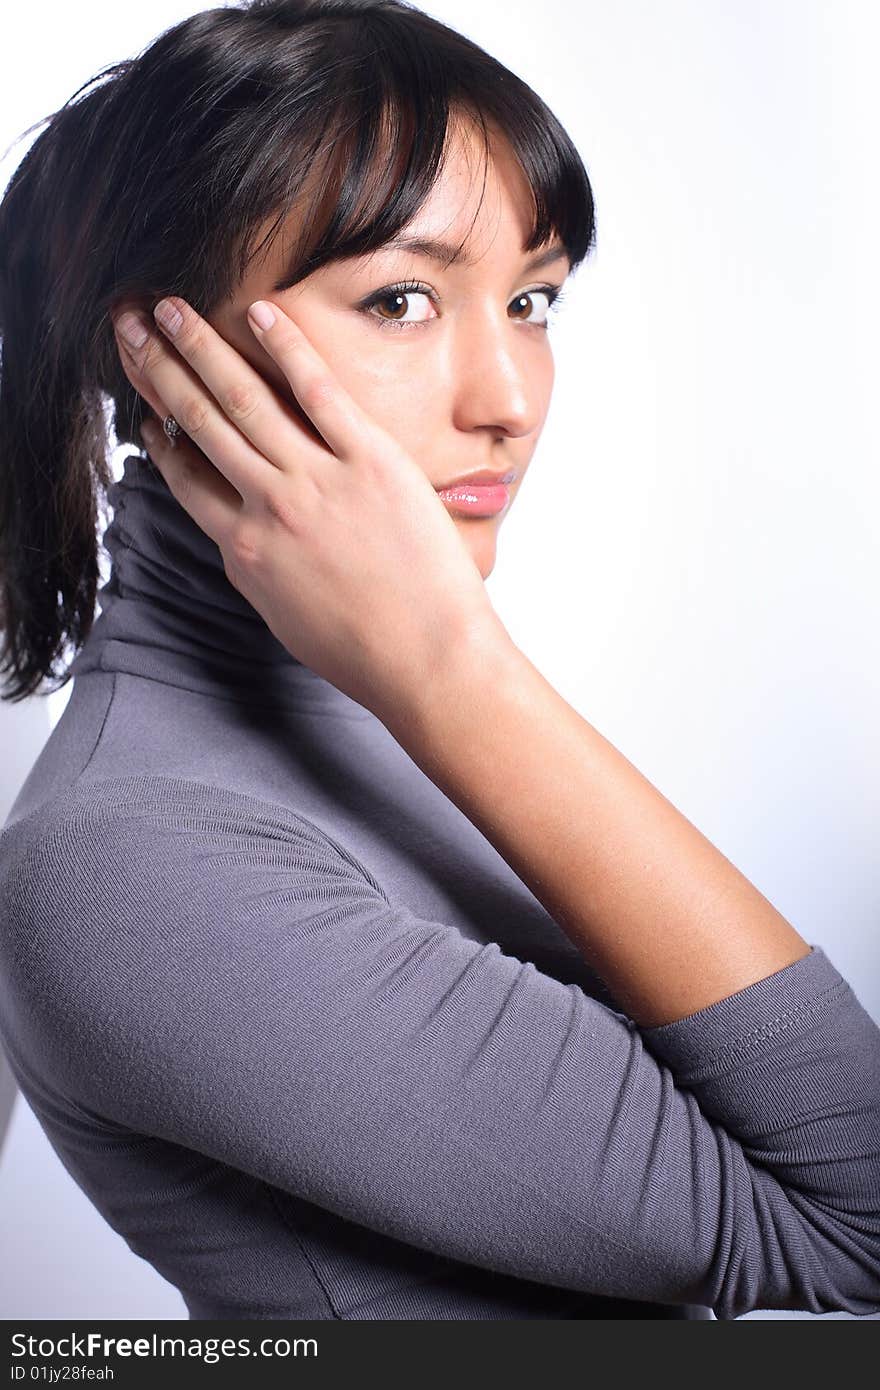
111, 296, 509, 729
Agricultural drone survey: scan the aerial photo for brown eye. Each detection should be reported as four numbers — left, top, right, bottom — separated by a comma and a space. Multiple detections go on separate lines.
366, 288, 437, 330
376, 292, 408, 321
509, 290, 553, 324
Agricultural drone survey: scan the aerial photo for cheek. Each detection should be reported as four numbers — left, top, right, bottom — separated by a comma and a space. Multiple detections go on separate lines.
312, 340, 439, 458
224, 290, 446, 471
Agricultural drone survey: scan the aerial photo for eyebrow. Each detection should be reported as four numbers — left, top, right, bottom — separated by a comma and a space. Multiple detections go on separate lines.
378, 236, 571, 273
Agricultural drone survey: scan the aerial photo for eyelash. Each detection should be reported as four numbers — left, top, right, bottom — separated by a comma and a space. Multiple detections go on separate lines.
358, 279, 570, 333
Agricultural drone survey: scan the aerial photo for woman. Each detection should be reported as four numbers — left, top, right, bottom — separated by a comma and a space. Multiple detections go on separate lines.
0, 0, 878, 1322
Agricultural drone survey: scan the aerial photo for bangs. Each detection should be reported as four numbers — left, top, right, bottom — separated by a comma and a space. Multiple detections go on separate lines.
239, 7, 596, 292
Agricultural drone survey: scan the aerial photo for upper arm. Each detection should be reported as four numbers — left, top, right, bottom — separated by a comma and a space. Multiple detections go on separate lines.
12, 775, 880, 1320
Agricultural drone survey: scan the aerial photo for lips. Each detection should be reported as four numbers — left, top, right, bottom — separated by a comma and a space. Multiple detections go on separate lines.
434, 471, 515, 518
434, 468, 516, 490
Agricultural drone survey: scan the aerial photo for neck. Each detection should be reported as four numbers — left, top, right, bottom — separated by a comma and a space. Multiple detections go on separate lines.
69, 450, 368, 717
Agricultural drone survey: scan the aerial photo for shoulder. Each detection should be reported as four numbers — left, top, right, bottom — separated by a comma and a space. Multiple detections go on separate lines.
5, 773, 379, 876
1, 773, 413, 1099
1, 773, 391, 958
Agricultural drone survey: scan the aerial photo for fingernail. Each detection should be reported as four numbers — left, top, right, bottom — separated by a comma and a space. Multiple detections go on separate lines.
116, 312, 149, 350
154, 298, 184, 336
248, 300, 275, 331
141, 418, 160, 448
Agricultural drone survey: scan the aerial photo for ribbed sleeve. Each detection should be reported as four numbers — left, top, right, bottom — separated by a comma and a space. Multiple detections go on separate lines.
641, 946, 880, 1316
2, 775, 878, 1320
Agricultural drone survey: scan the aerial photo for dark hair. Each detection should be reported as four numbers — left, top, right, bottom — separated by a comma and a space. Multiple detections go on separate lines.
0, 0, 596, 703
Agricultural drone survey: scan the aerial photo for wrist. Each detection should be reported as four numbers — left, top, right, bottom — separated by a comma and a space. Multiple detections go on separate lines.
382, 610, 524, 770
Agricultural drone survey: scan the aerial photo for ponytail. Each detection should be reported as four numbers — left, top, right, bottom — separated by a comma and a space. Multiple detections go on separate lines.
0, 79, 124, 702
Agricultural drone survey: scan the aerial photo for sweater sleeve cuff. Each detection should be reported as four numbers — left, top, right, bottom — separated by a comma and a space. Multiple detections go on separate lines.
639, 945, 853, 1082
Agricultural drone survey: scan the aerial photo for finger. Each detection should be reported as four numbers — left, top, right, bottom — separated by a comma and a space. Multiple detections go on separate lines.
112, 306, 276, 501
148, 296, 347, 474
245, 299, 381, 465
114, 325, 171, 433
139, 411, 243, 554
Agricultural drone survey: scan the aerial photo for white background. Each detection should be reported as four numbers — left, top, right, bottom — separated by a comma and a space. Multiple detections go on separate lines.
1, 0, 877, 1321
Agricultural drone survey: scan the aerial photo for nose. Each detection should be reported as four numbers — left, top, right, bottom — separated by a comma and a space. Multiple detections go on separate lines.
450, 303, 550, 440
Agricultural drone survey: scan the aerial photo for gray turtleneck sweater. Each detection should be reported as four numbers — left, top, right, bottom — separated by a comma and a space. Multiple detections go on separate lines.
1, 452, 878, 1321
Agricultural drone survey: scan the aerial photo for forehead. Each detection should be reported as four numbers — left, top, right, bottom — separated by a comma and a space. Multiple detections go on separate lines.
247, 115, 545, 285
403, 118, 538, 264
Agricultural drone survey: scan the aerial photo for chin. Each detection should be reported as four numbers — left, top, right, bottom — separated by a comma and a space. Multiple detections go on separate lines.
459, 522, 498, 581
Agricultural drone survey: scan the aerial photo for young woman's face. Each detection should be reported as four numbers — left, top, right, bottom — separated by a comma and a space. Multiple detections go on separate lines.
210, 121, 571, 580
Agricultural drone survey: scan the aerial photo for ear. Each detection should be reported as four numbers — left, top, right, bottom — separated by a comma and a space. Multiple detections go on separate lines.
113, 340, 169, 433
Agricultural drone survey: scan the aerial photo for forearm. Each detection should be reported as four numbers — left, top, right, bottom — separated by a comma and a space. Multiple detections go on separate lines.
391, 630, 810, 1028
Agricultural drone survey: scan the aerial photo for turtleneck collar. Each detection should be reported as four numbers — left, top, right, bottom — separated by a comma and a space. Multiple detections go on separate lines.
69, 450, 371, 717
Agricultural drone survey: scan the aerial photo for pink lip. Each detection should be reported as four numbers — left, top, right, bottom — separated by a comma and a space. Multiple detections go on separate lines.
435, 482, 512, 517
434, 469, 516, 517
436, 469, 516, 489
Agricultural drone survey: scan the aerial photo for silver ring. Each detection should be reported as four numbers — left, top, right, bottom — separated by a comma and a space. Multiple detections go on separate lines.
163, 415, 181, 448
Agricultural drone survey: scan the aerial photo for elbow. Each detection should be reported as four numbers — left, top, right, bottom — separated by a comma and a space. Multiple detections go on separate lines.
713, 1193, 880, 1321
